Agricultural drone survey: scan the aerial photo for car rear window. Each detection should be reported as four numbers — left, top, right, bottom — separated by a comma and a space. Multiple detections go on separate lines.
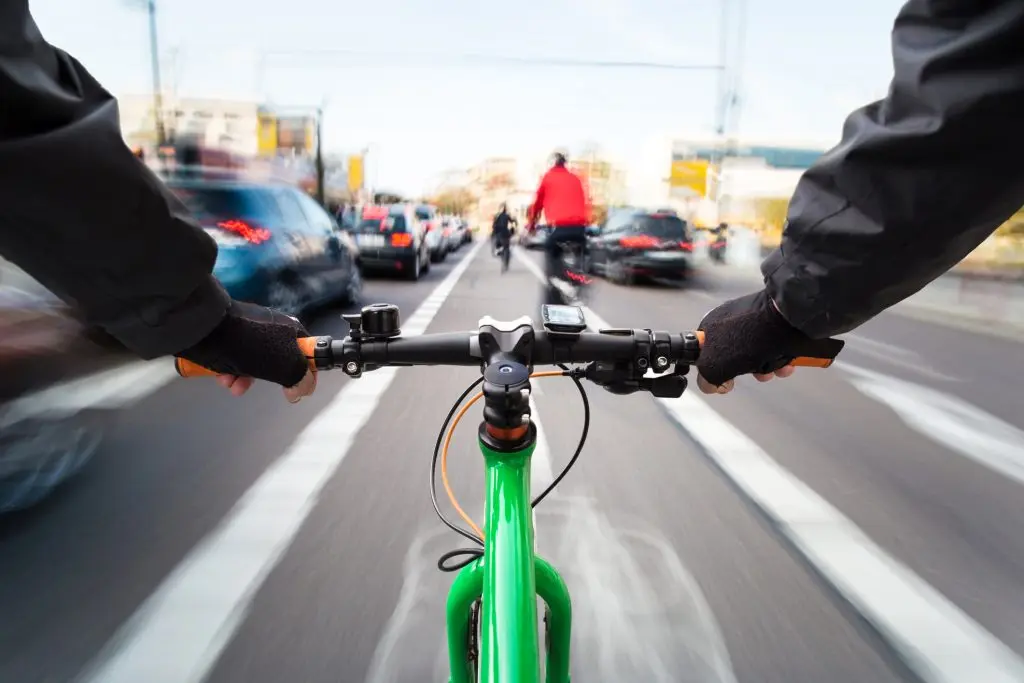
636, 215, 691, 240
357, 215, 408, 233
170, 186, 280, 224
415, 207, 433, 221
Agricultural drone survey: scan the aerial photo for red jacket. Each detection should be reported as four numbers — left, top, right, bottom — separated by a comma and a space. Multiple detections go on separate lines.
528, 166, 590, 227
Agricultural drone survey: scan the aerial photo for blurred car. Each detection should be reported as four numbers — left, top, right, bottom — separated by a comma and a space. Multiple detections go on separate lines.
167, 180, 363, 317
458, 218, 474, 245
0, 259, 127, 513
586, 210, 696, 285
355, 204, 432, 279
416, 204, 447, 263
441, 217, 464, 253
521, 224, 551, 249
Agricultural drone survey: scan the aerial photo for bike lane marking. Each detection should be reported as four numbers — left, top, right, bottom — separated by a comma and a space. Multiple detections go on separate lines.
513, 248, 1024, 683
74, 243, 485, 683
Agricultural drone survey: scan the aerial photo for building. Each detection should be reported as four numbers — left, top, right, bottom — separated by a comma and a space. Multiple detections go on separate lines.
466, 157, 520, 226
667, 138, 828, 225
118, 95, 262, 158
570, 155, 628, 212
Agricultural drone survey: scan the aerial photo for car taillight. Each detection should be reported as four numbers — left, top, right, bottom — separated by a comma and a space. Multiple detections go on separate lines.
391, 233, 413, 247
619, 235, 659, 249
443, 228, 452, 237
679, 241, 694, 252
216, 219, 271, 245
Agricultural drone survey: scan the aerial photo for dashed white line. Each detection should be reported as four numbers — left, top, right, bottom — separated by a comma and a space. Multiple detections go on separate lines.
75, 243, 484, 683
514, 247, 1024, 683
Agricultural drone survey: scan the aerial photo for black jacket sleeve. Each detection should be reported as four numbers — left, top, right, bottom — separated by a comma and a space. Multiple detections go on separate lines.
0, 1, 229, 359
762, 0, 1024, 338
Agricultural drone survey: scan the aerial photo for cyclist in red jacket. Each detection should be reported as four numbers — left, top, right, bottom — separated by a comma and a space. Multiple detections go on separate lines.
526, 152, 591, 305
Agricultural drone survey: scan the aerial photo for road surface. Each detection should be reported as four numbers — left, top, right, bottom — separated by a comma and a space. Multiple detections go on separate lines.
3, 243, 1024, 683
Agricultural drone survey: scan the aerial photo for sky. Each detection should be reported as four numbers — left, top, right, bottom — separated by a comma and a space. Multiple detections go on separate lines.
30, 0, 904, 200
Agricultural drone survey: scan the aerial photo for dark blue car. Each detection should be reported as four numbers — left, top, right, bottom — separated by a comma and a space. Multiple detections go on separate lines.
167, 180, 363, 317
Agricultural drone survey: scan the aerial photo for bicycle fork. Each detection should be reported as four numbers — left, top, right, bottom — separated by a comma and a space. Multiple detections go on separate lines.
445, 432, 572, 683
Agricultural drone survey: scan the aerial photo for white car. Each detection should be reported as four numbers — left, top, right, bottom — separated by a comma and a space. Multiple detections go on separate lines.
416, 204, 447, 263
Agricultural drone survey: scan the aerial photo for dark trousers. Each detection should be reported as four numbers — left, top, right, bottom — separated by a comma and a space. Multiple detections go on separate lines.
543, 225, 587, 305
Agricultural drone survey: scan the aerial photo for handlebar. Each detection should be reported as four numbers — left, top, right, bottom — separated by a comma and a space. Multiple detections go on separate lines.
173, 304, 842, 391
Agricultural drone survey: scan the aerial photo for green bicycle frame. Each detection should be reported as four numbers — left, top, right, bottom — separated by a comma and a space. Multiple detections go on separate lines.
445, 432, 572, 683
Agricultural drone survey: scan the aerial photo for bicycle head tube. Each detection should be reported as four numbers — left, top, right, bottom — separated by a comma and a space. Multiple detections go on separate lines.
476, 317, 538, 452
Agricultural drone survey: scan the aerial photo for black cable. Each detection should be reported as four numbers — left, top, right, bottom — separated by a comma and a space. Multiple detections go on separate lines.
531, 364, 590, 508
431, 377, 485, 550
433, 366, 591, 572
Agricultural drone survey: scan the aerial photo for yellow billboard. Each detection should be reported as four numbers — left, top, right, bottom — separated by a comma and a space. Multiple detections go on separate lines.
669, 159, 709, 196
256, 113, 315, 157
256, 113, 277, 156
347, 154, 364, 192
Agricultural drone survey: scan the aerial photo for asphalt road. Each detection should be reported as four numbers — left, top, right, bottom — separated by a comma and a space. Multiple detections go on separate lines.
3, 242, 1024, 683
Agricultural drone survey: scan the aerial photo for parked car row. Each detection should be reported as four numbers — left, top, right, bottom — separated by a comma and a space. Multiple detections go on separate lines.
343, 203, 472, 279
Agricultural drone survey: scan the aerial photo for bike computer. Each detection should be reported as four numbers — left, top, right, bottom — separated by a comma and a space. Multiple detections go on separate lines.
540, 304, 587, 334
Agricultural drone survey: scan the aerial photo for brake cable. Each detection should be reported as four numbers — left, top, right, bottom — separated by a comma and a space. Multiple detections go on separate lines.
433, 366, 592, 572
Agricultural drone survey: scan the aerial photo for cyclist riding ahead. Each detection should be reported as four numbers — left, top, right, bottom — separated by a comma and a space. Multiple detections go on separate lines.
526, 152, 592, 306
490, 202, 516, 271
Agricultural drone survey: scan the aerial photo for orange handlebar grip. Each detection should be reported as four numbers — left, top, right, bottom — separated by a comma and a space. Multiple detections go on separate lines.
174, 337, 322, 378
691, 330, 838, 369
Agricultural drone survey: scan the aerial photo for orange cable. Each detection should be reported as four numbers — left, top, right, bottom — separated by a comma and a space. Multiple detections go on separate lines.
441, 370, 568, 541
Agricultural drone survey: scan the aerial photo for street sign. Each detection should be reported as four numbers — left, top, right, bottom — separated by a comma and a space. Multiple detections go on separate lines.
347, 154, 364, 193
669, 159, 709, 197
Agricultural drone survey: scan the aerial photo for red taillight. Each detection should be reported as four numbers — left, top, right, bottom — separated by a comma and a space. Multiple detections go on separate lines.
443, 228, 452, 237
679, 241, 694, 252
391, 233, 413, 247
619, 235, 659, 249
217, 219, 271, 245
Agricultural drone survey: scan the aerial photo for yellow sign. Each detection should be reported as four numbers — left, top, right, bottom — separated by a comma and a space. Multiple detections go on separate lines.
347, 154, 364, 192
256, 113, 277, 156
669, 159, 709, 196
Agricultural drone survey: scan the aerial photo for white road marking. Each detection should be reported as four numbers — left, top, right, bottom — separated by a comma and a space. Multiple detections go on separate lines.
840, 334, 961, 382
514, 249, 1024, 683
840, 363, 1024, 487
75, 243, 484, 683
0, 360, 178, 429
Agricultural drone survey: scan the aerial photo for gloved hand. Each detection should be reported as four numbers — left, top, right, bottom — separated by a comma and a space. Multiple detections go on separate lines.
177, 300, 316, 402
696, 290, 843, 395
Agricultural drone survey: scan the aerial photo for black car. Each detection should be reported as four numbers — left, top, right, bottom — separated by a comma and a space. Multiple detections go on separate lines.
586, 210, 696, 285
167, 180, 363, 317
352, 205, 431, 280
0, 258, 129, 512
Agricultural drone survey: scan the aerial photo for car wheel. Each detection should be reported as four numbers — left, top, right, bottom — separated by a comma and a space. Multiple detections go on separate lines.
608, 261, 633, 286
267, 277, 308, 318
0, 418, 101, 513
406, 253, 422, 281
343, 266, 363, 305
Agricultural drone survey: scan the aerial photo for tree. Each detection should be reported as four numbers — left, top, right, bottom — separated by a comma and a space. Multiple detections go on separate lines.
432, 187, 476, 215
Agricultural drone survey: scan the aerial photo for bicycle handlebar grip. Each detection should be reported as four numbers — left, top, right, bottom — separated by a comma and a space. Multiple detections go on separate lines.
693, 331, 843, 368
174, 337, 321, 378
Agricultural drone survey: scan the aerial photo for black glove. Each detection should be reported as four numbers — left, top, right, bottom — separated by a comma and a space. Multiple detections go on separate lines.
697, 290, 844, 387
177, 300, 310, 388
